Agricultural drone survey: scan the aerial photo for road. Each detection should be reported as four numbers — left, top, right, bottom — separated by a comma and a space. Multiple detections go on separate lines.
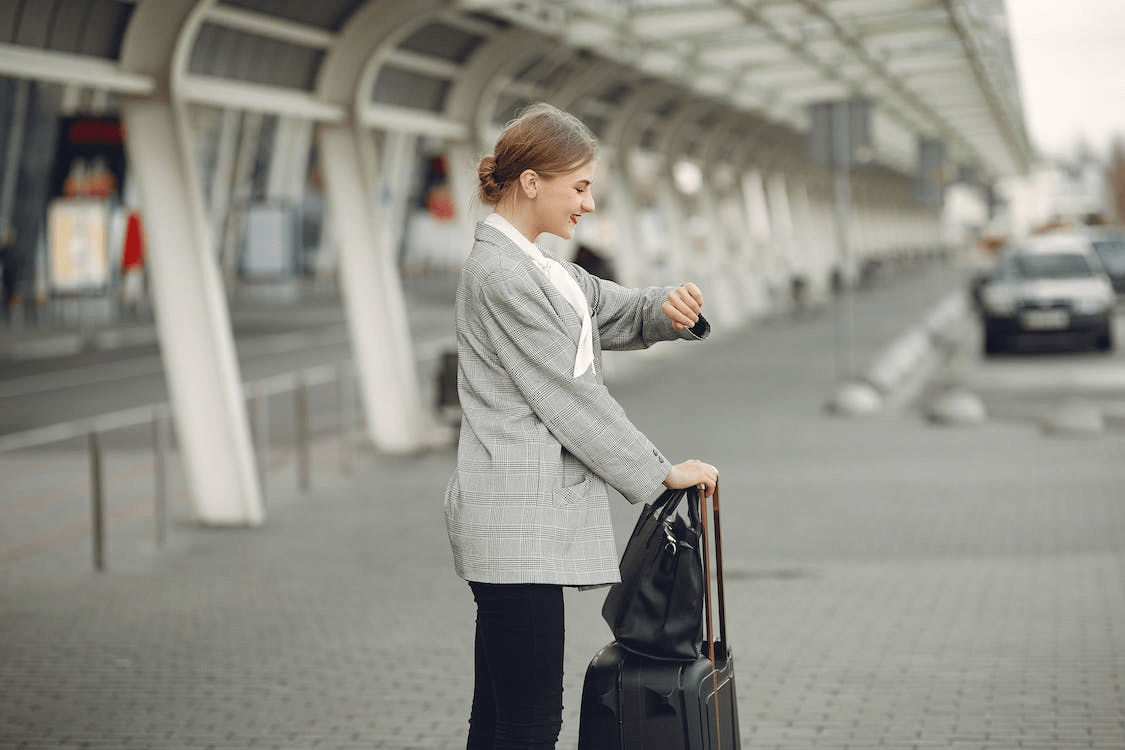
0, 280, 459, 443
0, 325, 352, 436
4, 296, 1122, 440
943, 307, 1125, 430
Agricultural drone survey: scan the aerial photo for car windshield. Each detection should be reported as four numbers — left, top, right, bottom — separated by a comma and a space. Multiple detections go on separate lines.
1092, 240, 1125, 274
1009, 251, 1094, 280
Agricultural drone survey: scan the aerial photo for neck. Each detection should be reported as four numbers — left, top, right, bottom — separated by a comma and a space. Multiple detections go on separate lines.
493, 199, 540, 244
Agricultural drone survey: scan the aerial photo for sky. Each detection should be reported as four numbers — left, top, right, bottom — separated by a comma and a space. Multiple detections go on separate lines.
1004, 0, 1125, 160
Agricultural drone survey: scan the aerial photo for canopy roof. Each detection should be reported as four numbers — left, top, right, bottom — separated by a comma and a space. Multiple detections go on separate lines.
0, 0, 1032, 179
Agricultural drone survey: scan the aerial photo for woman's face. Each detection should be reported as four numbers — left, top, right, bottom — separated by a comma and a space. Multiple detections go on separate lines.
532, 161, 596, 239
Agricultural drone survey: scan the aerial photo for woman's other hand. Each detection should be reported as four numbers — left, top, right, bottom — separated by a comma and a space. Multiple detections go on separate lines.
663, 282, 704, 331
664, 459, 718, 497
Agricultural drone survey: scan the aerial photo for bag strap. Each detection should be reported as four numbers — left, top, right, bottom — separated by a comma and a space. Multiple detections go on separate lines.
652, 487, 687, 521
651, 487, 701, 534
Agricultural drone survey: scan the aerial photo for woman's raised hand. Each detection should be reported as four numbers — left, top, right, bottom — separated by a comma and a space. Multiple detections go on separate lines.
663, 282, 704, 331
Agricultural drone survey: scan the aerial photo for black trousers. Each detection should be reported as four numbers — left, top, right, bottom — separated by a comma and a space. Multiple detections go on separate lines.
466, 582, 565, 750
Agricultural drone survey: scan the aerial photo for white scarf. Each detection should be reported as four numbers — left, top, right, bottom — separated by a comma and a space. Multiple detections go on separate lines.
484, 213, 594, 378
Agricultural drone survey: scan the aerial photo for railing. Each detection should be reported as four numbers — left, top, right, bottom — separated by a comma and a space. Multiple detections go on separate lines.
0, 361, 362, 572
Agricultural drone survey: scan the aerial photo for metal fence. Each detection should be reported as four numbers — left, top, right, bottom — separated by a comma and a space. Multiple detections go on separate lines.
0, 361, 362, 571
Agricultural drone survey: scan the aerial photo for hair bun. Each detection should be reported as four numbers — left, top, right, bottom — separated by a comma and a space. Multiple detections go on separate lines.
477, 155, 504, 205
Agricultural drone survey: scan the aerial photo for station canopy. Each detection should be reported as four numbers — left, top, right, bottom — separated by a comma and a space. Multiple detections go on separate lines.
0, 0, 1032, 180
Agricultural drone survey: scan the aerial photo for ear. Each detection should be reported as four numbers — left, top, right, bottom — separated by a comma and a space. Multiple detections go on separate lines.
518, 169, 539, 198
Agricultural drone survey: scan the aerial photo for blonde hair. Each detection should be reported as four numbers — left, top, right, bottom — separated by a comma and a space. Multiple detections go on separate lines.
478, 103, 598, 205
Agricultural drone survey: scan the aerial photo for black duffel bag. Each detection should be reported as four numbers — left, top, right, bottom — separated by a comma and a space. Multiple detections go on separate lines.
601, 486, 705, 661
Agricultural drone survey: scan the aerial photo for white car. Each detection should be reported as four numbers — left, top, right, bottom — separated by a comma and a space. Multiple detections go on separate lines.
977, 233, 1116, 355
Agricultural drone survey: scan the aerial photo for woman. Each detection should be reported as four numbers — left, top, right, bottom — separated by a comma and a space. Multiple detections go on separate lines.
444, 102, 719, 750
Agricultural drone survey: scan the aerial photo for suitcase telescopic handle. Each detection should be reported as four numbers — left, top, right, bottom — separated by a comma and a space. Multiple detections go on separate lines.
699, 482, 728, 748
698, 482, 728, 661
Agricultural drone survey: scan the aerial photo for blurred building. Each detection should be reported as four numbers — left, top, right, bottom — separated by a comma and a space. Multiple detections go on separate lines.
988, 153, 1114, 241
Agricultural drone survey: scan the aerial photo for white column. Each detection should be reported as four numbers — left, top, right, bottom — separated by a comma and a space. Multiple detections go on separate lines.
319, 124, 427, 453
788, 178, 817, 288
762, 172, 796, 308
809, 181, 838, 298
444, 139, 481, 252
722, 168, 765, 319
606, 150, 646, 288
120, 96, 264, 526
213, 112, 263, 281
653, 171, 689, 284
266, 116, 313, 204
695, 174, 744, 328
379, 130, 419, 256
207, 108, 239, 254
850, 188, 869, 280
697, 120, 751, 328
741, 169, 774, 315
766, 174, 796, 267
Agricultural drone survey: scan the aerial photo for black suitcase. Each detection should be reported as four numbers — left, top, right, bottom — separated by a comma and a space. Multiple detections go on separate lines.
578, 486, 741, 749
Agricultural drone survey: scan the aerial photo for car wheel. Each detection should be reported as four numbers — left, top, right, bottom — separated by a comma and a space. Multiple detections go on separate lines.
983, 329, 1005, 356
1095, 329, 1114, 351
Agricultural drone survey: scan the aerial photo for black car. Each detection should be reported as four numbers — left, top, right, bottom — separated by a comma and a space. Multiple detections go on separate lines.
977, 233, 1116, 354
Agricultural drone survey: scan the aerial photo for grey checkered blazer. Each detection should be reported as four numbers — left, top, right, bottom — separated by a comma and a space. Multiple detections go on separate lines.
444, 220, 710, 586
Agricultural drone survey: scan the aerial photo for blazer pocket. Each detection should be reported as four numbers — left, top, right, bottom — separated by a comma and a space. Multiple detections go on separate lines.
552, 473, 594, 506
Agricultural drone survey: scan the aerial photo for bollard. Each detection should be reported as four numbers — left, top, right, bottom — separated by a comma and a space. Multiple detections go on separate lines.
253, 386, 270, 505
153, 409, 168, 547
295, 376, 310, 492
337, 362, 353, 476
88, 432, 105, 571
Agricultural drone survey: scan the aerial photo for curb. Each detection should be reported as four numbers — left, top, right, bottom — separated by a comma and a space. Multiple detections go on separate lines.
828, 291, 973, 416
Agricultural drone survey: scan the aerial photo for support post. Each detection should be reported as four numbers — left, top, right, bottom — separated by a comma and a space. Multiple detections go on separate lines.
318, 124, 426, 454
0, 79, 29, 233
119, 96, 264, 526
295, 376, 310, 493
253, 385, 270, 504
153, 409, 168, 547
337, 361, 354, 476
89, 432, 105, 571
833, 158, 855, 381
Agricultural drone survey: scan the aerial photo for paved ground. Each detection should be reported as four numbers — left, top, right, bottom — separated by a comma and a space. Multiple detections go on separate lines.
2, 264, 1124, 749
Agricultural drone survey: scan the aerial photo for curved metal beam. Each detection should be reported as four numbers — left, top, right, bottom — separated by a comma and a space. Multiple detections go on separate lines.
603, 83, 674, 157
444, 28, 545, 150
0, 43, 154, 92
118, 0, 204, 83
313, 0, 457, 454
548, 55, 626, 113
316, 0, 445, 108
652, 97, 719, 167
